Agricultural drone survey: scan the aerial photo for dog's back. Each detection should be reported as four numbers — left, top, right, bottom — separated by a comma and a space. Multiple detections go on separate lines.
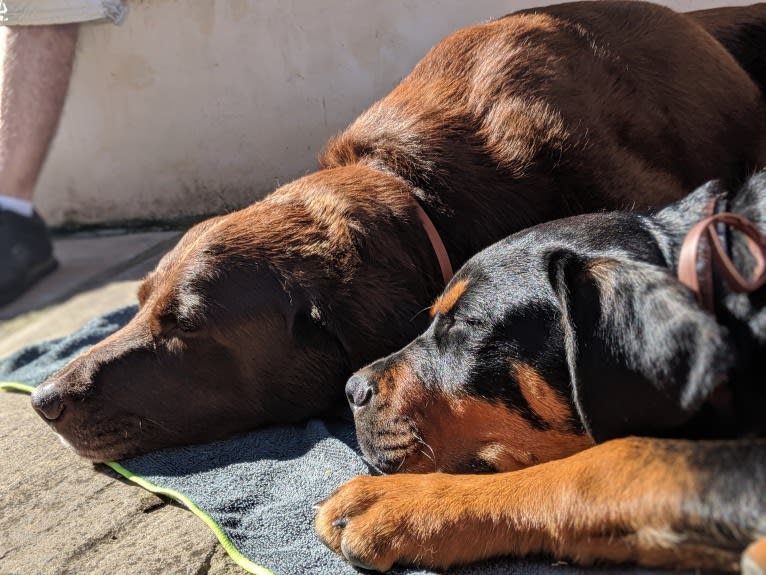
691, 3, 766, 96
324, 2, 766, 255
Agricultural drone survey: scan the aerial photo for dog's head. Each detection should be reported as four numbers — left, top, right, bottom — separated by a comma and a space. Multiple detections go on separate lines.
347, 205, 735, 473
30, 166, 444, 461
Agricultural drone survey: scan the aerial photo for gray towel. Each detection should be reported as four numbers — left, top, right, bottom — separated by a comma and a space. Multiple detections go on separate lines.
0, 306, 690, 575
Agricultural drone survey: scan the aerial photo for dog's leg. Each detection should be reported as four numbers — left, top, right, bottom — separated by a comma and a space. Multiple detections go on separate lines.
689, 4, 766, 96
316, 437, 766, 572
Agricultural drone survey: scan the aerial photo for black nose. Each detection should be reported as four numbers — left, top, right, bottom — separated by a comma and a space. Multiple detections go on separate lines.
31, 382, 65, 421
345, 373, 374, 408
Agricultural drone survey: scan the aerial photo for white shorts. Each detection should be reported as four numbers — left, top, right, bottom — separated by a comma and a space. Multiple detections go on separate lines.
0, 0, 127, 26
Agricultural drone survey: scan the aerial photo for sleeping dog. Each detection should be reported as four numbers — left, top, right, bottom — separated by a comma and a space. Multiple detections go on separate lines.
316, 171, 766, 572
31, 1, 766, 460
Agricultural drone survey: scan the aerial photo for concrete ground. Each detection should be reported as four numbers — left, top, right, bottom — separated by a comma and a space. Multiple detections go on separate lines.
0, 230, 247, 575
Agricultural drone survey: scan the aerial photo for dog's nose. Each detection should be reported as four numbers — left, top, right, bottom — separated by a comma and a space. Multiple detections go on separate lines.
31, 382, 66, 421
345, 373, 374, 409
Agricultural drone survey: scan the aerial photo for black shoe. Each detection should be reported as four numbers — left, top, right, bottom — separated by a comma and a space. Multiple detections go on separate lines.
0, 208, 58, 307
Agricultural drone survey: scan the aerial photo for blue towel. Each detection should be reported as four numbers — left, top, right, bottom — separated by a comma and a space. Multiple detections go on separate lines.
0, 306, 682, 575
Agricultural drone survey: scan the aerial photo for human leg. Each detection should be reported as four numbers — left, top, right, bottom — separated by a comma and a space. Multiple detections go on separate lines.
0, 24, 78, 203
0, 24, 78, 306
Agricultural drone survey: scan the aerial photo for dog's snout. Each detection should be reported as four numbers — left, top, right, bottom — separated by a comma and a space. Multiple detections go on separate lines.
345, 373, 374, 409
31, 382, 66, 421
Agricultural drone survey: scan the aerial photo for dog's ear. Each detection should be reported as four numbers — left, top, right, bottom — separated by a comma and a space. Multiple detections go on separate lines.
548, 250, 735, 442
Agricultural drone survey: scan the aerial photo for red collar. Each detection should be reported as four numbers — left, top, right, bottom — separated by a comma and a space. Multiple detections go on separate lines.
412, 201, 453, 285
678, 197, 766, 311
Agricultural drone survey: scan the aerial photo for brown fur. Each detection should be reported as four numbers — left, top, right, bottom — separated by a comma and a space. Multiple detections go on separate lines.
421, 394, 593, 471
316, 437, 762, 572
513, 361, 573, 430
351, 354, 592, 474
31, 1, 766, 460
430, 279, 468, 317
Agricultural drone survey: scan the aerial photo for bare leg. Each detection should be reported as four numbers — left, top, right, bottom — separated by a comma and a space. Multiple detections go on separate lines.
0, 24, 78, 201
0, 24, 77, 305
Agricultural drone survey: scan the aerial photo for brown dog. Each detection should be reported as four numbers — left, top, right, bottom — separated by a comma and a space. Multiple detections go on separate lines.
30, 1, 766, 461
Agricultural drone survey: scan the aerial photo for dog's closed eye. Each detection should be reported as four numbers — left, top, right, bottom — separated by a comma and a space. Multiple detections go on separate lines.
157, 312, 202, 337
176, 316, 200, 334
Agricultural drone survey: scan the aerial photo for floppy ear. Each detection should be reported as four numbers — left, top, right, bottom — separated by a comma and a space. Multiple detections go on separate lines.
548, 250, 735, 443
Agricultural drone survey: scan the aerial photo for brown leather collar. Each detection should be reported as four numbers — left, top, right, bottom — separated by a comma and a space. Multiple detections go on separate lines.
678, 197, 766, 311
412, 201, 454, 285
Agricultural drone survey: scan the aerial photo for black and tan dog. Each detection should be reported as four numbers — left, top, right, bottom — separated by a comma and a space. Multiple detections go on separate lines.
316, 171, 766, 572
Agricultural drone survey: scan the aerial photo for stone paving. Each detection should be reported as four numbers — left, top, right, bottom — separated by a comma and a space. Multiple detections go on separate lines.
0, 230, 247, 575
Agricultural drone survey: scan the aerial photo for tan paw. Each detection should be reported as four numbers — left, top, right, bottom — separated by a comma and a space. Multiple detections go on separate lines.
314, 474, 462, 572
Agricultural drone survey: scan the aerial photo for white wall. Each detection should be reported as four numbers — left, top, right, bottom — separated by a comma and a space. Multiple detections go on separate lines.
36, 0, 757, 225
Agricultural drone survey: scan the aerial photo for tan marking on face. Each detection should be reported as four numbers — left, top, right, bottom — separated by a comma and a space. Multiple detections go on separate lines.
365, 359, 591, 472
378, 362, 431, 416
513, 361, 573, 429
449, 396, 592, 470
430, 279, 468, 317
402, 393, 594, 472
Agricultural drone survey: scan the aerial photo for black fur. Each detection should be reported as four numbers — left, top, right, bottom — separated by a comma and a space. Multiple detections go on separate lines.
436, 171, 766, 442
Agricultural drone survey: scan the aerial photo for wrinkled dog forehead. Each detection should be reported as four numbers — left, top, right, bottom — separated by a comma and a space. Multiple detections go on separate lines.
450, 246, 555, 313
142, 234, 296, 325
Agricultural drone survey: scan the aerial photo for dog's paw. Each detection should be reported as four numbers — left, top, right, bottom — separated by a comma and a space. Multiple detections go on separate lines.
314, 474, 459, 572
